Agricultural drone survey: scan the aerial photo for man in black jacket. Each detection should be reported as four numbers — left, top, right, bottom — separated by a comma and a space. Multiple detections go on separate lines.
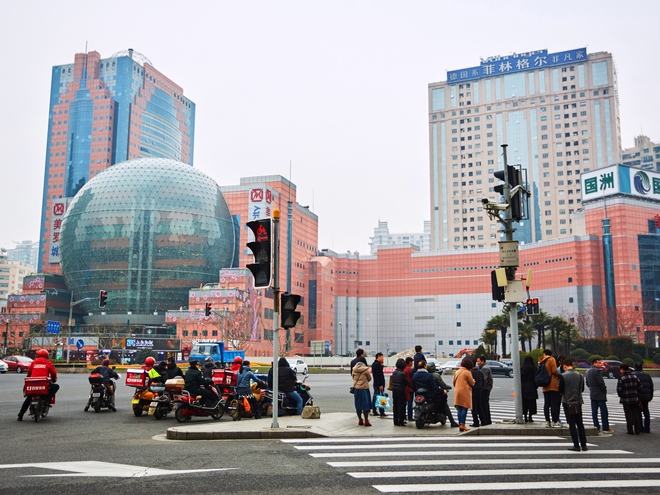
184, 360, 213, 407
278, 357, 303, 415
413, 345, 426, 371
350, 349, 365, 373
633, 362, 654, 433
371, 352, 387, 417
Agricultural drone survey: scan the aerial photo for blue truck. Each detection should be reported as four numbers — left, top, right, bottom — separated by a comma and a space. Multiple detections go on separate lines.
189, 340, 245, 364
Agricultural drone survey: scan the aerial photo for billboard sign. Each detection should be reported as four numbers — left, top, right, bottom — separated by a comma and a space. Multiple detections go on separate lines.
582, 165, 660, 202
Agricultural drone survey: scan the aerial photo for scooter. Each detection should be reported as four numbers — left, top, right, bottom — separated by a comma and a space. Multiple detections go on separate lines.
262, 376, 313, 416
148, 388, 177, 420
86, 373, 120, 413
24, 377, 55, 423
413, 389, 447, 429
174, 385, 225, 422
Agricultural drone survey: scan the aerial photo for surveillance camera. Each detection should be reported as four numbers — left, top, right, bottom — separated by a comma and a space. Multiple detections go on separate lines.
481, 199, 509, 211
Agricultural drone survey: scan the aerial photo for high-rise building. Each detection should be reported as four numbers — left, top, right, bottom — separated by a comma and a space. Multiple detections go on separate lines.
428, 48, 621, 251
38, 49, 195, 273
6, 240, 39, 271
0, 250, 33, 311
622, 135, 660, 172
369, 220, 431, 254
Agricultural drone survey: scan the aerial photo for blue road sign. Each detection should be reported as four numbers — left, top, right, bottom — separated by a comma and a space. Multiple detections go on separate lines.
76, 339, 84, 349
46, 321, 61, 334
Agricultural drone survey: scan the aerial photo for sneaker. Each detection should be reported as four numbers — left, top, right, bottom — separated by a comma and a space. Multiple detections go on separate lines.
109, 404, 117, 412
546, 421, 552, 428
552, 422, 562, 428
602, 429, 614, 434
17, 414, 23, 422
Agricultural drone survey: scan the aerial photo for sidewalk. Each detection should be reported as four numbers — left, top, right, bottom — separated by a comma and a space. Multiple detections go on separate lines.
165, 412, 602, 440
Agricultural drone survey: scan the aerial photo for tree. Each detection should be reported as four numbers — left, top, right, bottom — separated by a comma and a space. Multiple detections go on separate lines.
484, 313, 509, 358
518, 319, 536, 353
480, 328, 498, 356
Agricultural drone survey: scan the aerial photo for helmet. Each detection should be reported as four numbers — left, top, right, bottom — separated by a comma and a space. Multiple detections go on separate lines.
144, 356, 156, 366
102, 359, 110, 366
37, 349, 49, 358
205, 356, 214, 363
233, 356, 243, 363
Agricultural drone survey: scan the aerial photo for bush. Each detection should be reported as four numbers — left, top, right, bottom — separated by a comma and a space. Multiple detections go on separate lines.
609, 337, 634, 360
605, 355, 619, 361
631, 353, 645, 366
572, 348, 590, 359
622, 358, 636, 367
654, 354, 660, 365
587, 354, 603, 365
529, 348, 544, 362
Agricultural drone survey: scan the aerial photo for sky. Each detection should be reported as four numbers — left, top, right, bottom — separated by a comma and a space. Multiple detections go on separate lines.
1, 0, 659, 256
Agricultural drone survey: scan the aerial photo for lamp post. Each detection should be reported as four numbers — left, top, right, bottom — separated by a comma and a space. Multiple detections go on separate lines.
67, 292, 92, 364
339, 322, 342, 356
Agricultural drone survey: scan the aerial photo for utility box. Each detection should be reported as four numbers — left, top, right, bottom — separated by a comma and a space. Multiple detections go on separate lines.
504, 279, 524, 303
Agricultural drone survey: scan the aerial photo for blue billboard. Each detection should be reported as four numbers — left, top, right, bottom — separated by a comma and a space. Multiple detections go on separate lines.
447, 47, 588, 83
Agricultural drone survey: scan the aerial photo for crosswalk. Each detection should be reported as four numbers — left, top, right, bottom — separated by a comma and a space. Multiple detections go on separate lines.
283, 436, 660, 493
488, 393, 660, 425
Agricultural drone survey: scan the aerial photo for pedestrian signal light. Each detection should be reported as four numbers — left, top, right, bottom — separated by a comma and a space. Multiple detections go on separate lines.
99, 290, 107, 308
246, 218, 273, 289
205, 302, 212, 317
281, 292, 301, 329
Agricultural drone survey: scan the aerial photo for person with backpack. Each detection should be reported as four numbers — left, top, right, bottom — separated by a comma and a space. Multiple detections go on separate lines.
632, 362, 654, 433
538, 349, 561, 428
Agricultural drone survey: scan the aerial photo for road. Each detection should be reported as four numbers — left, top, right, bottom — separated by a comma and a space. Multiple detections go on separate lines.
0, 371, 658, 494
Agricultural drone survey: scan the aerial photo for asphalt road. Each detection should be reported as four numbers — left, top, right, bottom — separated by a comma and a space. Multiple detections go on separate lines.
0, 371, 657, 495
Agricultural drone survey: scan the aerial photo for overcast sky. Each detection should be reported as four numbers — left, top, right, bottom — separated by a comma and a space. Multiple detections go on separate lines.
1, 0, 659, 255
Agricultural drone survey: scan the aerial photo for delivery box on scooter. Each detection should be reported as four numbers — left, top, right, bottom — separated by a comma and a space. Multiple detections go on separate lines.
165, 378, 185, 391
24, 377, 50, 395
125, 368, 147, 387
212, 368, 238, 387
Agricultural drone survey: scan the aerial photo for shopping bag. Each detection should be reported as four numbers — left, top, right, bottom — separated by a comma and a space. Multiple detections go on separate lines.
375, 394, 391, 410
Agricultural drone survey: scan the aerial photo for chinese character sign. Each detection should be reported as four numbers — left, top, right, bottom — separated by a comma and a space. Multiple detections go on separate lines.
48, 198, 70, 264
248, 186, 275, 221
582, 165, 660, 202
446, 48, 587, 83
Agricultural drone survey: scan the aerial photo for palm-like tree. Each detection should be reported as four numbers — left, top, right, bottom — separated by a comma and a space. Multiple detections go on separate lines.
484, 313, 509, 358
480, 328, 498, 356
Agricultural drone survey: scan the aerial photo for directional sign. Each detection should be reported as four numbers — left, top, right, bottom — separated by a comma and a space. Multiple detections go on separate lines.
46, 321, 61, 334
0, 461, 234, 478
76, 339, 84, 349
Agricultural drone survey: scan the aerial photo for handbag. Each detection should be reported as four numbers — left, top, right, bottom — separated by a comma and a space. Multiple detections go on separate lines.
566, 401, 580, 415
387, 376, 393, 391
375, 393, 391, 410
349, 387, 355, 394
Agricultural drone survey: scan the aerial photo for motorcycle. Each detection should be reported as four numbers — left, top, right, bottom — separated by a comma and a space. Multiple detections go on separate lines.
126, 368, 157, 417
24, 377, 55, 423
86, 372, 120, 413
262, 376, 313, 417
413, 389, 447, 429
174, 385, 225, 422
148, 381, 182, 420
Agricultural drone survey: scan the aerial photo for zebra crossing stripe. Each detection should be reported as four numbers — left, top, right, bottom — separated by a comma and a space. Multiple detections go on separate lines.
373, 479, 660, 493
309, 449, 630, 458
294, 441, 581, 450
330, 457, 660, 468
349, 467, 660, 479
281, 435, 565, 444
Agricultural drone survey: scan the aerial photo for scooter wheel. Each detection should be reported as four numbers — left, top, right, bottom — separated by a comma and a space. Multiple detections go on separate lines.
175, 405, 190, 423
154, 408, 164, 420
94, 401, 101, 413
415, 417, 426, 429
211, 404, 224, 420
133, 405, 143, 417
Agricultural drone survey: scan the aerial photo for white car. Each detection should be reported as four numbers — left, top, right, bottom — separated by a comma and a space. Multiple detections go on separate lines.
0, 360, 7, 373
441, 360, 460, 373
286, 358, 308, 375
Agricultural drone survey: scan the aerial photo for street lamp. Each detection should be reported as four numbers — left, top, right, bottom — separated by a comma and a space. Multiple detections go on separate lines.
339, 322, 342, 356
67, 292, 92, 364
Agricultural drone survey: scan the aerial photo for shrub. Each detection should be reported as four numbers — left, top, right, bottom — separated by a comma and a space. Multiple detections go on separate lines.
572, 348, 590, 359
622, 358, 636, 367
654, 354, 660, 365
605, 355, 619, 361
631, 353, 645, 366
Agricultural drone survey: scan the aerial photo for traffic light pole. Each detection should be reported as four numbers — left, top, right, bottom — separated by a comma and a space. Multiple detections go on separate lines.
271, 209, 281, 429
501, 145, 523, 424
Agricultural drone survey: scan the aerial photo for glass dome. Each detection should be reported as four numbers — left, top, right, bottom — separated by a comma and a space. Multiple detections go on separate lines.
59, 158, 236, 315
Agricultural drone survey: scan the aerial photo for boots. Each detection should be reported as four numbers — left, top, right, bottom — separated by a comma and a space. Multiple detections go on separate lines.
358, 417, 364, 426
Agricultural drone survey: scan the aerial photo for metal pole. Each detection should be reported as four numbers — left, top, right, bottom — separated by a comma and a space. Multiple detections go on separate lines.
272, 209, 281, 428
67, 291, 73, 364
502, 144, 523, 424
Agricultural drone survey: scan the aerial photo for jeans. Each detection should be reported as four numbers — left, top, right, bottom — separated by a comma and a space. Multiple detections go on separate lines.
590, 399, 610, 430
286, 390, 303, 415
563, 403, 587, 449
543, 390, 561, 423
407, 399, 413, 420
456, 405, 468, 425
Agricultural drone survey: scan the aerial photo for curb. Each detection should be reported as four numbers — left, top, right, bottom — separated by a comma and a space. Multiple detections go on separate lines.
166, 427, 325, 440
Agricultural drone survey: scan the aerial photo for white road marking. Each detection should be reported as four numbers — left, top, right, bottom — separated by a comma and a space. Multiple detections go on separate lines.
310, 449, 631, 458
349, 467, 660, 478
294, 441, 579, 450
373, 479, 660, 493
0, 461, 237, 478
329, 457, 660, 468
280, 435, 565, 443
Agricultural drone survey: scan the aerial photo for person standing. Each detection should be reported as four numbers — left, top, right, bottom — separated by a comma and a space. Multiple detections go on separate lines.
469, 358, 485, 427
617, 362, 642, 435
371, 352, 387, 417
390, 359, 408, 426
520, 355, 538, 422
413, 345, 426, 371
350, 348, 365, 373
477, 355, 493, 426
452, 357, 476, 431
632, 362, 654, 433
351, 356, 372, 426
539, 349, 561, 427
404, 357, 415, 421
558, 359, 588, 452
585, 357, 613, 434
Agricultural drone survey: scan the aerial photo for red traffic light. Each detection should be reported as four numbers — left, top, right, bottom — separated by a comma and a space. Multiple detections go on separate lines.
204, 302, 212, 316
99, 290, 107, 308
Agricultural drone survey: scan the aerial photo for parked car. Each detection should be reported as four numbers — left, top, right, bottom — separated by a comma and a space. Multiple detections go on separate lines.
286, 358, 308, 375
3, 356, 33, 373
601, 360, 622, 379
441, 360, 460, 373
0, 359, 8, 373
427, 358, 442, 370
486, 360, 515, 378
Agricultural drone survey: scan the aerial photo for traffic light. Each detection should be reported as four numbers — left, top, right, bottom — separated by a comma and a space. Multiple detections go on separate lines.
526, 298, 540, 315
204, 302, 212, 317
99, 290, 107, 308
494, 165, 524, 221
281, 292, 301, 329
246, 218, 273, 289
490, 270, 505, 302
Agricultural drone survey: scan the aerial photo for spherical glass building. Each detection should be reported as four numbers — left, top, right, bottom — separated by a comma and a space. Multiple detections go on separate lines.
59, 158, 236, 315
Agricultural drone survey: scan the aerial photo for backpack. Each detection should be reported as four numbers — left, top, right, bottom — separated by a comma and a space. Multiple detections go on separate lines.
534, 358, 551, 387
